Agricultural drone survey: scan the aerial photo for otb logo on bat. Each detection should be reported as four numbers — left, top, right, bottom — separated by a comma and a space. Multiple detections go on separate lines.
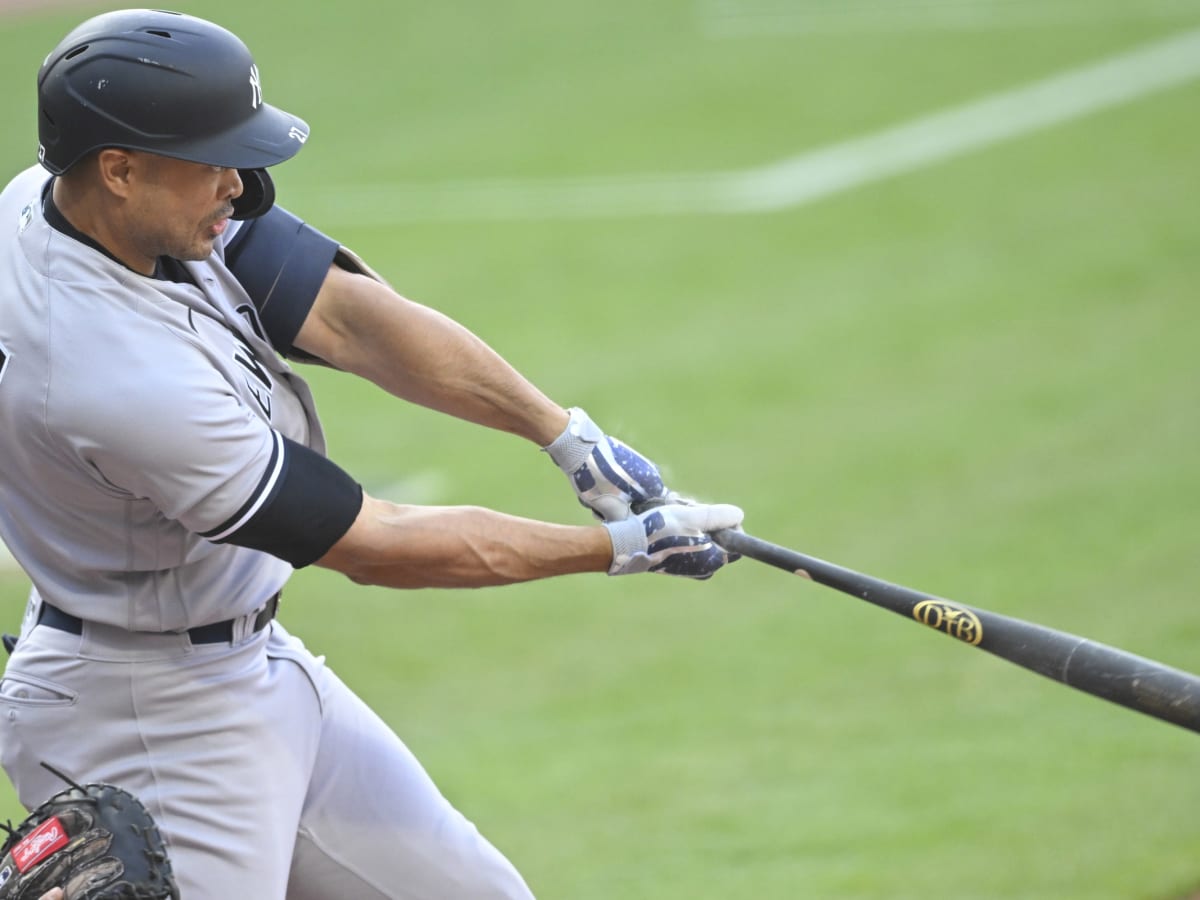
913, 599, 983, 646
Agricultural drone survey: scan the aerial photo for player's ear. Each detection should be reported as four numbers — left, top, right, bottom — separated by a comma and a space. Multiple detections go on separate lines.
94, 148, 136, 199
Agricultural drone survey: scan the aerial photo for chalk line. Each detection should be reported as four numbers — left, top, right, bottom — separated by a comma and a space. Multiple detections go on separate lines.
287, 28, 1200, 226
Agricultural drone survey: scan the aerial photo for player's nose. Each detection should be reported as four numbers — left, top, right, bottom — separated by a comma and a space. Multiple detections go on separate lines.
222, 167, 244, 202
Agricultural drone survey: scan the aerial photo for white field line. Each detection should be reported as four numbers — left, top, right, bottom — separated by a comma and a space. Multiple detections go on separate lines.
291, 28, 1200, 226
702, 0, 1200, 37
371, 471, 449, 506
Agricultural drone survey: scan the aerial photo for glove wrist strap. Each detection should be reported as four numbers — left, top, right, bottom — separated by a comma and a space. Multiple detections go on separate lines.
543, 407, 603, 472
603, 517, 648, 576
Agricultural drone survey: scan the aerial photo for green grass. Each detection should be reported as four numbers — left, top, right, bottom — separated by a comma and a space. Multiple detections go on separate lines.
1, 2, 1198, 897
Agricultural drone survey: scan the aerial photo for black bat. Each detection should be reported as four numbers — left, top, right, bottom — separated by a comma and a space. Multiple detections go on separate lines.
711, 528, 1200, 735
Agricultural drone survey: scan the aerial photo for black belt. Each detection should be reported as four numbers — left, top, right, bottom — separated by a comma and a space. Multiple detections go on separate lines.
36, 593, 280, 644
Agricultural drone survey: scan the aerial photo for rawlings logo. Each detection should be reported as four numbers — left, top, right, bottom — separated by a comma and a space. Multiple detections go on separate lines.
12, 817, 67, 873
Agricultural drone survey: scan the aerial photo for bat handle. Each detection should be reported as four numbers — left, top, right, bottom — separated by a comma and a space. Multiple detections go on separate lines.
712, 528, 869, 590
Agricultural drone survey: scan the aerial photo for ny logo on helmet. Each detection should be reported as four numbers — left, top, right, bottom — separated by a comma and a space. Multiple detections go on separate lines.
249, 64, 263, 109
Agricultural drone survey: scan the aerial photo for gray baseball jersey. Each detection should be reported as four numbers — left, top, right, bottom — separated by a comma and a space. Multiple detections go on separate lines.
0, 164, 535, 898
0, 164, 353, 630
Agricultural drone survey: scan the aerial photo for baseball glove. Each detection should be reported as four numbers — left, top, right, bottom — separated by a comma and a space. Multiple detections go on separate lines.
0, 764, 178, 900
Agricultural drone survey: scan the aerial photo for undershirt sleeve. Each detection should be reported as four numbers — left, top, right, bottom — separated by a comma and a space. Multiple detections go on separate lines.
223, 205, 339, 356
203, 434, 364, 568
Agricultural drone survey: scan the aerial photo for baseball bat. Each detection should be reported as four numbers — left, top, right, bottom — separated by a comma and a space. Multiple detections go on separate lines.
711, 528, 1200, 734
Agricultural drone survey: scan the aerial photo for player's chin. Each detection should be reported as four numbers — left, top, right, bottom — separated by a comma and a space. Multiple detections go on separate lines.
179, 234, 219, 261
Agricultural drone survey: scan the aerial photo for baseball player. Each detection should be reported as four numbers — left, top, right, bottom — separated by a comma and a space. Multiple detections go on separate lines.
0, 9, 743, 900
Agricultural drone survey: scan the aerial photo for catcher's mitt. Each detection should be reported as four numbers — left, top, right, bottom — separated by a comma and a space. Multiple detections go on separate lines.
0, 764, 178, 900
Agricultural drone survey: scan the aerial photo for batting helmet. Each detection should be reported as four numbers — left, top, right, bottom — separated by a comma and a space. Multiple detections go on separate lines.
37, 9, 309, 218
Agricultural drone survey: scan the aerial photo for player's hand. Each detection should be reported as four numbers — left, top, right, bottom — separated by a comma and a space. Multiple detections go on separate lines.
39, 891, 64, 900
604, 501, 744, 578
543, 408, 668, 521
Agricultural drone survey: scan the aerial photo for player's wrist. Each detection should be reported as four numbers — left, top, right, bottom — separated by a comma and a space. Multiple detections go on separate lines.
542, 407, 601, 470
532, 406, 572, 449
603, 516, 649, 575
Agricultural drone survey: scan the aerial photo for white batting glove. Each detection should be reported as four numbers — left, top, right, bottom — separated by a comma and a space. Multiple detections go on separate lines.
604, 502, 744, 579
544, 407, 668, 522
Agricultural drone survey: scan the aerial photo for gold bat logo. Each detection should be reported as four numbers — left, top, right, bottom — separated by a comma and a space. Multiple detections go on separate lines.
913, 599, 983, 646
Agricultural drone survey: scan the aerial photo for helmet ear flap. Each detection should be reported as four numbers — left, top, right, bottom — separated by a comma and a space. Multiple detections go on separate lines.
232, 168, 275, 220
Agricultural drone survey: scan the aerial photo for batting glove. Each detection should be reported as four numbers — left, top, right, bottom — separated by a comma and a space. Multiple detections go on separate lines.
604, 502, 744, 579
544, 407, 668, 522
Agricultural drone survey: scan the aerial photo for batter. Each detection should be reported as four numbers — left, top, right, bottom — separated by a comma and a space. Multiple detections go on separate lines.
0, 9, 743, 899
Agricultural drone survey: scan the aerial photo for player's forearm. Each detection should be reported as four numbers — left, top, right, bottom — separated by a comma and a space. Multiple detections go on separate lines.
299, 267, 568, 446
316, 496, 612, 589
357, 299, 566, 445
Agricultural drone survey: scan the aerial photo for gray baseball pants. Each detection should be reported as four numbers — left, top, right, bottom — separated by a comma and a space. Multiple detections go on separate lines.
0, 598, 534, 899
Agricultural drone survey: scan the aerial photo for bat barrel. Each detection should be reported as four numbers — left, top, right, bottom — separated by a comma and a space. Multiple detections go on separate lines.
979, 613, 1200, 733
713, 529, 1200, 735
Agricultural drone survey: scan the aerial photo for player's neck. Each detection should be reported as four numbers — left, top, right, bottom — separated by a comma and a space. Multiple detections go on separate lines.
52, 176, 158, 276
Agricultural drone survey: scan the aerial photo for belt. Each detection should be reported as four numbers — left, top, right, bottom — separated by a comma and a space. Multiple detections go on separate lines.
36, 593, 280, 644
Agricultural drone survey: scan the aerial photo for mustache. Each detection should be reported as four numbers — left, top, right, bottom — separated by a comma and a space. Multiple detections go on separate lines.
206, 205, 236, 225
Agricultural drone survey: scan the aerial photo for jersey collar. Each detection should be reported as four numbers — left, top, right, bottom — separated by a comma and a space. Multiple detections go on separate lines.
41, 178, 194, 284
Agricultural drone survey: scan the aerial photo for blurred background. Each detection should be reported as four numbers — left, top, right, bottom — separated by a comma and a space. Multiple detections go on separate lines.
1, 1, 1197, 897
